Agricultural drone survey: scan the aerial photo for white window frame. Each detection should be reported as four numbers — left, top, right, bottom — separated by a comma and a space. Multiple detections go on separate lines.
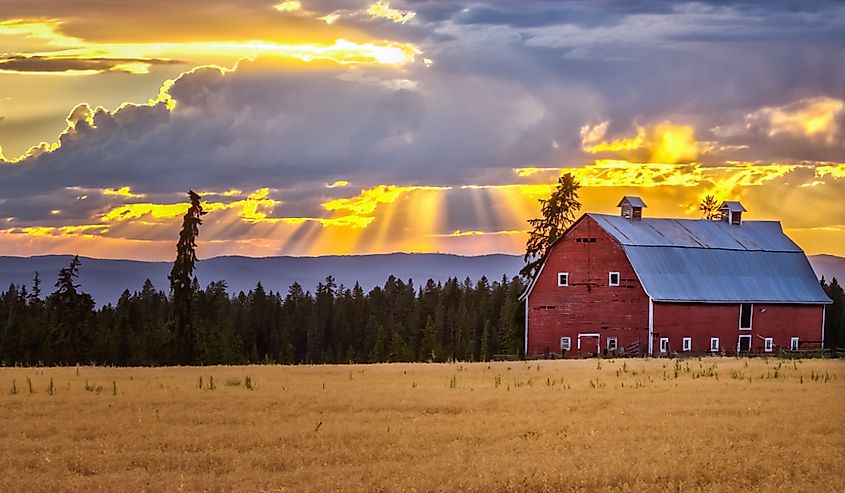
737, 334, 752, 353
710, 337, 720, 352
557, 272, 569, 287
682, 337, 692, 352
739, 303, 753, 330
659, 337, 669, 353
607, 337, 618, 351
764, 337, 773, 352
790, 337, 799, 351
560, 336, 571, 351
608, 272, 620, 287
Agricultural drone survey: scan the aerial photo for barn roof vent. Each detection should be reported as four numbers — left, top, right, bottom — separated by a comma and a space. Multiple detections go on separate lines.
719, 201, 747, 225
617, 196, 647, 221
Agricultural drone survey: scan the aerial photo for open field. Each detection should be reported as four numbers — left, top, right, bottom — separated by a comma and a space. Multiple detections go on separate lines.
0, 358, 843, 492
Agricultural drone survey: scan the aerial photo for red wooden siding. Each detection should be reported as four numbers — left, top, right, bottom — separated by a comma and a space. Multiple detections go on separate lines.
526, 215, 649, 356
653, 303, 824, 353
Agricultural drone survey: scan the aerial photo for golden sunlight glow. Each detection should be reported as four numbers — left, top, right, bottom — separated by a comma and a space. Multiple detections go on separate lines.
0, 19, 420, 77
703, 162, 796, 199
429, 230, 525, 237
815, 163, 845, 180
751, 96, 844, 143
102, 186, 145, 198
512, 160, 803, 202
326, 180, 350, 188
4, 161, 845, 259
367, 1, 417, 24
581, 122, 646, 153
15, 224, 109, 237
322, 185, 448, 216
320, 14, 341, 24
109, 62, 153, 74
580, 121, 700, 164
273, 1, 302, 12
648, 123, 698, 164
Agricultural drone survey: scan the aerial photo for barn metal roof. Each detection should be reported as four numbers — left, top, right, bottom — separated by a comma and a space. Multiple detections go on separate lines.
719, 201, 747, 212
617, 196, 647, 208
589, 213, 831, 304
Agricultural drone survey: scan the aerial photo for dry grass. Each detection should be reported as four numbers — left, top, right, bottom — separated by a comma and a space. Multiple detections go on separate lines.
0, 358, 843, 492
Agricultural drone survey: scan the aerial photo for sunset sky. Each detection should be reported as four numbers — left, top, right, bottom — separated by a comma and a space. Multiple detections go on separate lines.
1, 0, 844, 260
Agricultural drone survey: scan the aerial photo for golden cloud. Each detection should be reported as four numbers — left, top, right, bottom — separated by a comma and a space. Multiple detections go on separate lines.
322, 184, 449, 216
102, 186, 145, 198
580, 121, 700, 164
367, 1, 416, 24
0, 18, 420, 77
746, 96, 843, 143
273, 1, 302, 13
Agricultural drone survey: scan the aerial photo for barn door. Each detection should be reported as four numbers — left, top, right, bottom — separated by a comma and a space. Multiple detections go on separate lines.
737, 335, 752, 354
577, 333, 600, 356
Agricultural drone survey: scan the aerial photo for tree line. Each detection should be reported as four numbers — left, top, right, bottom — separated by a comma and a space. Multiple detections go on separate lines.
821, 277, 845, 351
0, 258, 526, 366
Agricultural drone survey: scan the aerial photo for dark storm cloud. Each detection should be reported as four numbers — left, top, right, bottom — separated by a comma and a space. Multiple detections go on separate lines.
0, 55, 183, 73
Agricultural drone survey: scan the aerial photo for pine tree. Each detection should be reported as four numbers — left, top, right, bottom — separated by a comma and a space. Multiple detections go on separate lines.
822, 278, 845, 350
168, 190, 206, 364
698, 195, 720, 220
520, 173, 582, 279
29, 272, 41, 304
480, 320, 492, 362
46, 256, 95, 364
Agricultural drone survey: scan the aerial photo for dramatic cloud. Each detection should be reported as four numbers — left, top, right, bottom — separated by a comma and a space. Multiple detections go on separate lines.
0, 0, 844, 258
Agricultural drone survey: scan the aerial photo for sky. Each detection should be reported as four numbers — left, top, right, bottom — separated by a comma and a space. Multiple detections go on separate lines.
1, 0, 844, 260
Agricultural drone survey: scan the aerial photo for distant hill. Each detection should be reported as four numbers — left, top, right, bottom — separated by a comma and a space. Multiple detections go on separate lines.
809, 254, 845, 284
0, 253, 526, 305
2, 252, 841, 306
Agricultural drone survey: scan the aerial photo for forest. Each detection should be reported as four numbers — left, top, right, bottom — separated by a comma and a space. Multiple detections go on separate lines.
0, 256, 526, 366
1, 256, 844, 366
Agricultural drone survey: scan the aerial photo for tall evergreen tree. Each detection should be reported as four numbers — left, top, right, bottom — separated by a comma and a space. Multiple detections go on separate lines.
520, 173, 582, 279
168, 190, 206, 364
46, 256, 95, 364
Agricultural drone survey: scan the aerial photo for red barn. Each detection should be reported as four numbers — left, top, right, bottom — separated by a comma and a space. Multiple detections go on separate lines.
521, 197, 832, 357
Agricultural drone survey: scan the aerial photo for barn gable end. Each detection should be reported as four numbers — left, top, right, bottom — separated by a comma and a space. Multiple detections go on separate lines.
524, 215, 649, 357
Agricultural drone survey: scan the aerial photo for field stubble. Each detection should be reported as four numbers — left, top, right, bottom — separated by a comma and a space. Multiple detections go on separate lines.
0, 357, 843, 492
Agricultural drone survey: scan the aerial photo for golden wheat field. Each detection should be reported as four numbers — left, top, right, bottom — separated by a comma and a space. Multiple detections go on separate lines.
0, 358, 843, 493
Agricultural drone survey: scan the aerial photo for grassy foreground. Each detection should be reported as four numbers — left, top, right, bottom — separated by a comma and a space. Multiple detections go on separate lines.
0, 358, 843, 492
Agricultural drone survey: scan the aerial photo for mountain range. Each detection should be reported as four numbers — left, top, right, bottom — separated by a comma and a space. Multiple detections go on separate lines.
1, 253, 842, 305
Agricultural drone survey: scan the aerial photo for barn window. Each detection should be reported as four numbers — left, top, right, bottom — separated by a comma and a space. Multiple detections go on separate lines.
764, 337, 773, 352
659, 337, 669, 353
790, 337, 799, 351
608, 272, 620, 286
682, 337, 692, 352
710, 337, 720, 352
560, 337, 571, 351
607, 337, 618, 351
557, 272, 569, 287
739, 304, 752, 329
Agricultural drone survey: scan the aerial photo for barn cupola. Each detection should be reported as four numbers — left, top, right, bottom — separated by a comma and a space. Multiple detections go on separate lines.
617, 196, 647, 221
719, 201, 747, 225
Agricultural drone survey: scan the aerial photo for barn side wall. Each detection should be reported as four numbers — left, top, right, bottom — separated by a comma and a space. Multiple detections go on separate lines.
526, 215, 649, 357
652, 302, 825, 353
